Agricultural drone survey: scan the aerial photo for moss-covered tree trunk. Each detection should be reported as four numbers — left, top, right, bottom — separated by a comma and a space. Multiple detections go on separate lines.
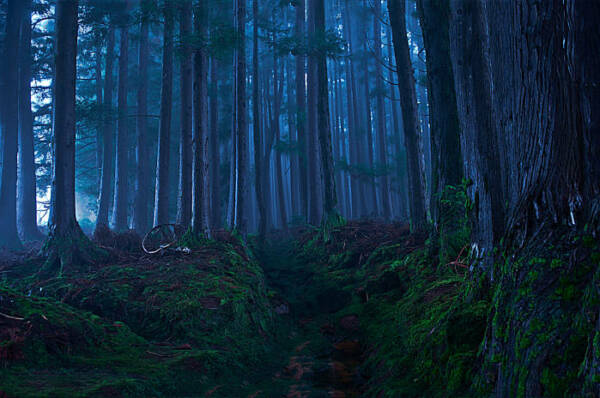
446, 0, 600, 396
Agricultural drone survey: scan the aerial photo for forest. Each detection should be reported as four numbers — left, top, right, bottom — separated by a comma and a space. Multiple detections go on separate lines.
0, 0, 599, 396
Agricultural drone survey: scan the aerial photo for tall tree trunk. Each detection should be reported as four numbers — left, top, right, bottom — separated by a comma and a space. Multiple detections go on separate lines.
96, 25, 115, 231
153, 3, 174, 226
343, 1, 367, 219
17, 0, 43, 241
342, 14, 358, 219
388, 0, 427, 231
209, 57, 221, 229
112, 23, 129, 231
177, 0, 193, 227
373, 0, 390, 220
94, 44, 103, 187
273, 57, 287, 230
253, 0, 266, 237
0, 0, 23, 249
234, 0, 248, 232
332, 67, 345, 217
306, 0, 322, 224
287, 59, 300, 219
449, 0, 505, 258
447, 1, 600, 395
132, 5, 150, 235
261, 69, 276, 231
315, 0, 336, 219
335, 62, 351, 218
386, 29, 408, 221
44, 0, 98, 273
417, 0, 464, 259
226, 76, 237, 228
362, 38, 377, 217
192, 0, 209, 236
294, 0, 308, 221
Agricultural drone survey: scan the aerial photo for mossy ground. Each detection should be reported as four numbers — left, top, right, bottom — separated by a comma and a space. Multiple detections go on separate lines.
1, 219, 596, 397
285, 220, 489, 397
0, 235, 285, 397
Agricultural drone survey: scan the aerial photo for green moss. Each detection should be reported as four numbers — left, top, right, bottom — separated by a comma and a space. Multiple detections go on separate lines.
1, 239, 281, 397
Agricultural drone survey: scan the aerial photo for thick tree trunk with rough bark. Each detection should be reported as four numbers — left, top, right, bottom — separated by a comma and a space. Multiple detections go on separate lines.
112, 24, 129, 231
388, 0, 427, 231
153, 3, 174, 226
0, 0, 23, 249
449, 0, 505, 261
17, 0, 43, 241
177, 0, 193, 228
446, 1, 600, 396
96, 25, 115, 232
417, 0, 463, 260
132, 6, 150, 235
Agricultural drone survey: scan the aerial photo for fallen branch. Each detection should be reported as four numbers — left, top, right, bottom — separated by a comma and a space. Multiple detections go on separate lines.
0, 311, 25, 321
446, 244, 470, 273
142, 224, 182, 255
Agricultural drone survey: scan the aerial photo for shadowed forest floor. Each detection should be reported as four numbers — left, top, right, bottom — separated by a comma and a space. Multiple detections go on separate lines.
1, 221, 489, 397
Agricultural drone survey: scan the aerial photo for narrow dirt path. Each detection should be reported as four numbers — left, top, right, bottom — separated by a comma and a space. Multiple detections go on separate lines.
256, 240, 365, 398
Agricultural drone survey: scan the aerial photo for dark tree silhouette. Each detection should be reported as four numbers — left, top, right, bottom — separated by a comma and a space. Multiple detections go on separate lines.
0, 0, 23, 249
43, 0, 100, 273
153, 2, 174, 226
388, 0, 427, 231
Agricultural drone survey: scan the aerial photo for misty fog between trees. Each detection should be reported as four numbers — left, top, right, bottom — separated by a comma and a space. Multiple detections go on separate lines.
0, 0, 599, 397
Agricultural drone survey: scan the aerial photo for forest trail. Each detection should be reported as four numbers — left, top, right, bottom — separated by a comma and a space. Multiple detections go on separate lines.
256, 239, 366, 398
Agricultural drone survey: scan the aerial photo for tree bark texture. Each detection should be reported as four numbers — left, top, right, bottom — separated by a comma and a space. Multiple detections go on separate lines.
315, 0, 336, 219
388, 0, 427, 231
